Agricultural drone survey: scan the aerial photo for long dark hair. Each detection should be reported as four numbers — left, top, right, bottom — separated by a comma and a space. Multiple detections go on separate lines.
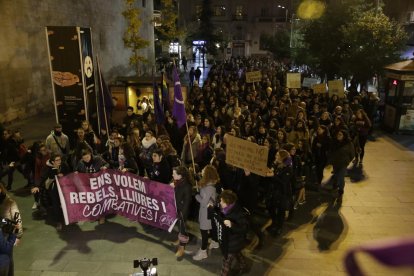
173, 166, 194, 186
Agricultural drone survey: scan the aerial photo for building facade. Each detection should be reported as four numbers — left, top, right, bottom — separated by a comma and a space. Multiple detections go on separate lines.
0, 0, 155, 123
178, 0, 292, 58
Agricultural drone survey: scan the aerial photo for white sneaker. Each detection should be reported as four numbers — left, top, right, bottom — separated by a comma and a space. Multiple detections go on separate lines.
32, 202, 39, 210
192, 249, 207, 261
209, 240, 219, 249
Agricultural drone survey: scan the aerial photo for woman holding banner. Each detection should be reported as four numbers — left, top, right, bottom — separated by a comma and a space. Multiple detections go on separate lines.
31, 153, 70, 231
75, 149, 109, 224
170, 166, 192, 257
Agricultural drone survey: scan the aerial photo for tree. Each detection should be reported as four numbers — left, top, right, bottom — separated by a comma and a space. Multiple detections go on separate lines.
341, 10, 407, 83
154, 0, 183, 45
301, 0, 407, 83
122, 0, 150, 76
302, 0, 356, 79
260, 30, 291, 61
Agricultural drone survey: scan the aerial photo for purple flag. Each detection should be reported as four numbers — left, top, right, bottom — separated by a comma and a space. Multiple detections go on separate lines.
344, 237, 414, 276
56, 169, 178, 231
172, 66, 187, 127
153, 81, 165, 124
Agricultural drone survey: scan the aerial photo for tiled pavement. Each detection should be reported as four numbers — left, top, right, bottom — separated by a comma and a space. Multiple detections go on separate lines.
3, 114, 414, 276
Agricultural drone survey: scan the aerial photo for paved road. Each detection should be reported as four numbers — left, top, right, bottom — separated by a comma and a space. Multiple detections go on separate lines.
3, 114, 414, 276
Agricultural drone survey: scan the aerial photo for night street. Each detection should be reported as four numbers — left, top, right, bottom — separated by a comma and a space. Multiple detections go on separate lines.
6, 114, 414, 275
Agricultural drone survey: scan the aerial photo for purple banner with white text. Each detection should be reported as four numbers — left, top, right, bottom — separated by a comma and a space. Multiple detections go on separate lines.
56, 169, 177, 231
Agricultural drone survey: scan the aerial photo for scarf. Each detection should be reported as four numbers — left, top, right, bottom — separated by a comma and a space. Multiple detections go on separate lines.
221, 203, 235, 215
141, 136, 156, 149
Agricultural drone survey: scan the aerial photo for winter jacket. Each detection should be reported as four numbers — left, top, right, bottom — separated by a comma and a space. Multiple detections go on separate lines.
221, 203, 248, 254
195, 184, 216, 230
45, 131, 70, 156
181, 134, 201, 164
149, 158, 171, 184
174, 179, 192, 220
329, 140, 355, 169
39, 160, 71, 189
75, 155, 109, 173
268, 165, 294, 209
139, 137, 157, 168
312, 135, 330, 163
0, 194, 23, 239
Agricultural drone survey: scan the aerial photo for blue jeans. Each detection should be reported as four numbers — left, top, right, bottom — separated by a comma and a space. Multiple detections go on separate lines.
332, 166, 347, 195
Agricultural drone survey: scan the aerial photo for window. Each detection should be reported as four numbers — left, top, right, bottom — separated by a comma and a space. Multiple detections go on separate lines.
233, 5, 246, 20
235, 5, 243, 16
195, 5, 202, 18
214, 5, 226, 16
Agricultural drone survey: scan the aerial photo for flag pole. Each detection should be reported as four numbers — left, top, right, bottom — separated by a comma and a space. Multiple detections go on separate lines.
185, 120, 199, 192
174, 59, 198, 191
97, 56, 110, 141
152, 66, 160, 136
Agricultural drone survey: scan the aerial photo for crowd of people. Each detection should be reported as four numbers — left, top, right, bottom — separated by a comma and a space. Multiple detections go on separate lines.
0, 56, 378, 275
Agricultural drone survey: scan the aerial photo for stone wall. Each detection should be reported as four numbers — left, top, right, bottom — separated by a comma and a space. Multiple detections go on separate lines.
0, 0, 154, 123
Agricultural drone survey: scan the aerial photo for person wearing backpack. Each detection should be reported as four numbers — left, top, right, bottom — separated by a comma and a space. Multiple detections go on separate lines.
218, 189, 249, 276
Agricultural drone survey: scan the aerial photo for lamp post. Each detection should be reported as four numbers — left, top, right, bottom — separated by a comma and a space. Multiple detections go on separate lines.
277, 5, 288, 23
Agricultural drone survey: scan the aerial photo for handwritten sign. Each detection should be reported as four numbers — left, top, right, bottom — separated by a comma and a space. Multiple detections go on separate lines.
328, 80, 345, 98
286, 73, 301, 88
312, 83, 327, 94
225, 135, 269, 176
246, 71, 262, 83
302, 77, 319, 88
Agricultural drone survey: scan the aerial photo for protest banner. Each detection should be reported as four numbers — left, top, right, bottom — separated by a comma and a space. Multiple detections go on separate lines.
245, 71, 262, 83
302, 77, 319, 88
286, 73, 301, 88
225, 135, 269, 176
312, 83, 327, 94
56, 169, 177, 231
328, 80, 345, 98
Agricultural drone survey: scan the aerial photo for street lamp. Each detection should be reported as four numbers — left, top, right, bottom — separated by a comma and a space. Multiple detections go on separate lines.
277, 5, 288, 23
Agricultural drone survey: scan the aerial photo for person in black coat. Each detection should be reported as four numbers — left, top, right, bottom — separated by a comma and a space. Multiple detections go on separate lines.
70, 128, 94, 170
328, 129, 355, 199
3, 130, 27, 190
149, 149, 171, 184
170, 166, 192, 257
75, 149, 109, 173
31, 153, 70, 230
218, 190, 248, 276
262, 149, 294, 237
75, 149, 109, 224
311, 125, 331, 185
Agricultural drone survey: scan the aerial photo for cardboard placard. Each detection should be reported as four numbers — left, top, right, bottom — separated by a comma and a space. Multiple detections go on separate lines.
246, 71, 262, 83
328, 80, 345, 98
286, 73, 301, 88
302, 77, 319, 88
312, 83, 327, 94
225, 135, 269, 176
